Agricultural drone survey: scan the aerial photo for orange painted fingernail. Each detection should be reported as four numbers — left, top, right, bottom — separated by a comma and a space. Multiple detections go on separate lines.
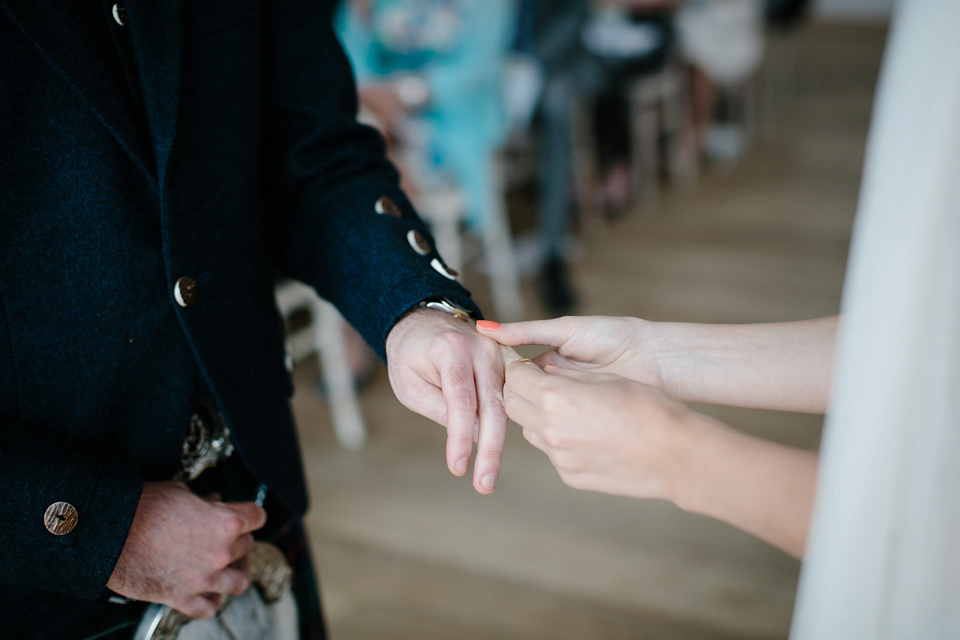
476, 320, 500, 330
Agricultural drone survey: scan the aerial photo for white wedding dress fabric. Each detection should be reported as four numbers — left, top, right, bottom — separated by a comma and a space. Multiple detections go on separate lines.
792, 1, 960, 638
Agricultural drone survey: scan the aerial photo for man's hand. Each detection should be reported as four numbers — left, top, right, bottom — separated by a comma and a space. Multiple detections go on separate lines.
477, 316, 665, 389
386, 308, 515, 494
107, 481, 267, 619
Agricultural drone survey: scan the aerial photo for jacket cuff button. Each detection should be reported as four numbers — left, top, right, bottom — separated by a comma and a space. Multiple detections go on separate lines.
375, 196, 402, 218
431, 258, 458, 281
407, 229, 431, 256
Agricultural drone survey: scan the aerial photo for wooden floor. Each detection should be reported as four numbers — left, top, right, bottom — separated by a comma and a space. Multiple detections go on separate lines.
292, 23, 887, 640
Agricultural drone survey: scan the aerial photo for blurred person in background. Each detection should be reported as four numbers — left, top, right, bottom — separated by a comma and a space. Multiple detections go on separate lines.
479, 315, 836, 558
527, 0, 677, 313
336, 0, 515, 231
527, 0, 595, 314
580, 0, 678, 216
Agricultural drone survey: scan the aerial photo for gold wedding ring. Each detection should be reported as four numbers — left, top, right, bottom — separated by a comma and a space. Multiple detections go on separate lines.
519, 358, 533, 364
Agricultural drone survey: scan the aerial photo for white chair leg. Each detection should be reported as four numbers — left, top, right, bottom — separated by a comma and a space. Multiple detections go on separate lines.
275, 279, 367, 451
312, 297, 367, 451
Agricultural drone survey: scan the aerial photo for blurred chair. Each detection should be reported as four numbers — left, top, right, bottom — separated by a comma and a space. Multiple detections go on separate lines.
676, 0, 766, 165
627, 61, 698, 211
274, 280, 366, 451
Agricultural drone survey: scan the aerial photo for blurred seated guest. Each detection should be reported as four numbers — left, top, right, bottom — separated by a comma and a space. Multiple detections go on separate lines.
676, 0, 765, 164
581, 1, 677, 216
336, 0, 515, 230
478, 315, 837, 558
528, 0, 677, 313
527, 0, 595, 314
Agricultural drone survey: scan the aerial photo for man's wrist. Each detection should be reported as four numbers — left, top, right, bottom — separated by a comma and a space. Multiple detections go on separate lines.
385, 304, 466, 358
420, 297, 475, 321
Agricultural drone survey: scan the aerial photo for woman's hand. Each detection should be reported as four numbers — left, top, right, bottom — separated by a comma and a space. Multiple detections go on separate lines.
482, 315, 839, 413
477, 316, 667, 390
502, 360, 818, 557
502, 360, 691, 501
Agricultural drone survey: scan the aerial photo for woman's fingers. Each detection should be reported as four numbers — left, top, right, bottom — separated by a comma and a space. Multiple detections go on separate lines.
533, 349, 577, 369
543, 363, 623, 385
476, 317, 580, 348
502, 359, 552, 428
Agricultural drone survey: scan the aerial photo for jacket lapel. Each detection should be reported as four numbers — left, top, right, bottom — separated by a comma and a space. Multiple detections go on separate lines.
126, 0, 182, 191
1, 1, 156, 186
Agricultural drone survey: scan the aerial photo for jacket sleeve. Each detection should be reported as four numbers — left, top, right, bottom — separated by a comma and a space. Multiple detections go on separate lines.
261, 0, 482, 361
0, 416, 142, 599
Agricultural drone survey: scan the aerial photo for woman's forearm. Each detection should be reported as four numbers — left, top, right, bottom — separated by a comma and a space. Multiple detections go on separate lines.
670, 414, 818, 558
652, 316, 839, 413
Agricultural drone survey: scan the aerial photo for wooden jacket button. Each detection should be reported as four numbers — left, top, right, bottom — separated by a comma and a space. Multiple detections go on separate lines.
174, 277, 198, 307
375, 196, 402, 217
430, 258, 458, 280
44, 502, 78, 535
407, 229, 431, 255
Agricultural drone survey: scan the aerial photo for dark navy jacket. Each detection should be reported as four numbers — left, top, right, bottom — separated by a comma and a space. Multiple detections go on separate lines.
0, 0, 478, 635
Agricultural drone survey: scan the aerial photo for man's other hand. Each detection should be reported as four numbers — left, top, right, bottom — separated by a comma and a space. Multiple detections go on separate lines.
106, 481, 267, 619
385, 308, 516, 495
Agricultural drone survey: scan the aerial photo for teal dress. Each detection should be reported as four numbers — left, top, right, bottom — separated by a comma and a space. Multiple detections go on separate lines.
337, 0, 515, 228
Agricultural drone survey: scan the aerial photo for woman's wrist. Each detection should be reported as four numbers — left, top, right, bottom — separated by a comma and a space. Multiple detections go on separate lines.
662, 409, 817, 557
643, 320, 687, 398
660, 409, 731, 514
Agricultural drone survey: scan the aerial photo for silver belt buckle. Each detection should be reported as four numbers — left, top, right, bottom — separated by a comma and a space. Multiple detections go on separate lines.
175, 398, 234, 482
133, 541, 297, 640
